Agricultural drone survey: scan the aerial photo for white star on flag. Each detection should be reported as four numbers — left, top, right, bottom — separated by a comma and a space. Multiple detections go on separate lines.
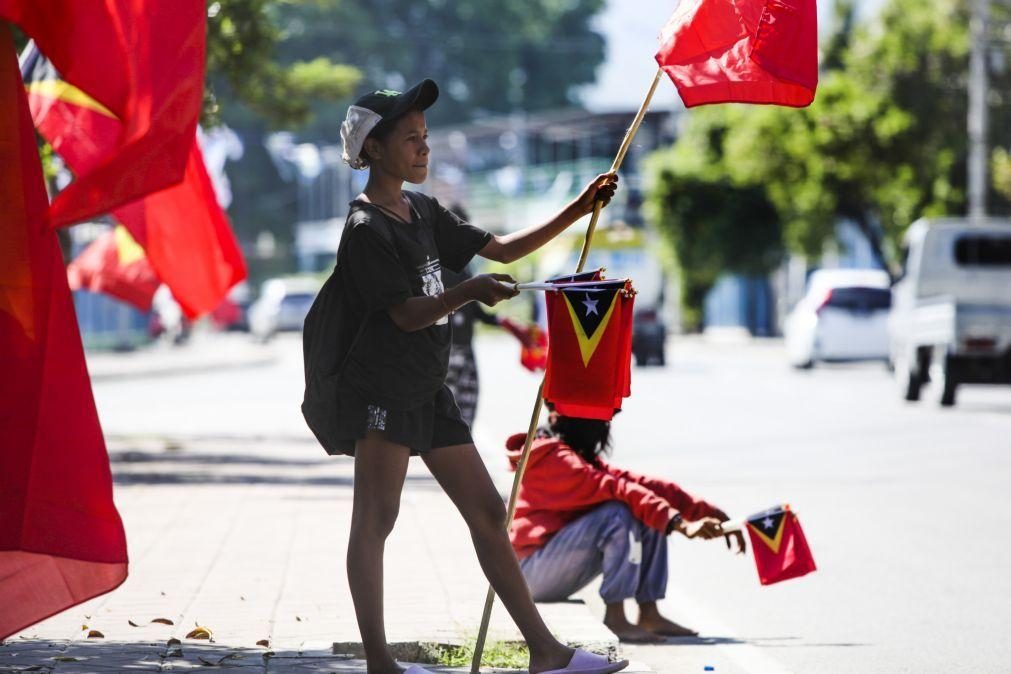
762, 516, 775, 530
582, 294, 599, 316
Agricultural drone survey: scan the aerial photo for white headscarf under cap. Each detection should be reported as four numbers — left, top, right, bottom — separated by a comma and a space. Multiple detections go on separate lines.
341, 105, 383, 169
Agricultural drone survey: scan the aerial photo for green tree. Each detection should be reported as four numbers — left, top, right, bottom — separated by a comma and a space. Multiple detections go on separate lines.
205, 0, 361, 128
646, 171, 783, 331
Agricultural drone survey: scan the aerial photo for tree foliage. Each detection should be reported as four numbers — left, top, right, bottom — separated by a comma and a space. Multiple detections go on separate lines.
205, 0, 362, 128
270, 0, 607, 132
646, 171, 783, 331
646, 0, 1011, 310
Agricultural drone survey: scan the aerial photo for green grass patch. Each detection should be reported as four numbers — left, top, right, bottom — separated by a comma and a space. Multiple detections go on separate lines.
426, 639, 529, 669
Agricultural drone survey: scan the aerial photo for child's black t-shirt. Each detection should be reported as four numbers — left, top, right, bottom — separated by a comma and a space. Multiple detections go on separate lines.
335, 192, 492, 410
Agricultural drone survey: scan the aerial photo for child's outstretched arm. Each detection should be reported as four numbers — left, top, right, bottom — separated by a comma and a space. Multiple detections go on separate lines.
387, 273, 518, 333
478, 173, 618, 264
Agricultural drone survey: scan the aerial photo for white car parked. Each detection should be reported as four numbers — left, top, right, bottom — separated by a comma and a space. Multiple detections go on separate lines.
784, 269, 892, 368
248, 277, 322, 341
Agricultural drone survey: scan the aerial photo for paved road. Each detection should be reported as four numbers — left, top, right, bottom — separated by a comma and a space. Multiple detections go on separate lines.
90, 332, 1011, 673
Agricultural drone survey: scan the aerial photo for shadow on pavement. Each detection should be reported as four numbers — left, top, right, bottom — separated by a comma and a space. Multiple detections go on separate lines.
107, 449, 441, 489
0, 639, 503, 672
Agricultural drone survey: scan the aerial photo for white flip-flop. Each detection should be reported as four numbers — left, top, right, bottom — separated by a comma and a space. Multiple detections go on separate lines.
403, 665, 437, 674
540, 648, 629, 674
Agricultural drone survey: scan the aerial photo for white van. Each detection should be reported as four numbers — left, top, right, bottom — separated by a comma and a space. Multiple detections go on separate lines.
889, 218, 1011, 406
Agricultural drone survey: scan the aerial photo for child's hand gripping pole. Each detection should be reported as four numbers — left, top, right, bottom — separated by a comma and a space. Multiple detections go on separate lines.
470, 67, 664, 674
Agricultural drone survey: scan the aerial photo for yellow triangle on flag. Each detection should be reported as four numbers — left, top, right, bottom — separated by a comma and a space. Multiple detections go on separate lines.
114, 225, 146, 265
748, 515, 787, 555
25, 80, 117, 118
562, 290, 619, 367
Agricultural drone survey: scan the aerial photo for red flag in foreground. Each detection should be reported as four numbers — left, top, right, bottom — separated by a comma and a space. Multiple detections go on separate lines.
656, 0, 818, 108
23, 49, 247, 318
745, 505, 817, 585
67, 226, 160, 312
2, 1, 205, 226
543, 275, 635, 420
0, 31, 127, 640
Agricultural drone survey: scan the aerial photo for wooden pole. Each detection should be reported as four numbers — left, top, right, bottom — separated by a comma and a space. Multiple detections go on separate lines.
469, 68, 664, 674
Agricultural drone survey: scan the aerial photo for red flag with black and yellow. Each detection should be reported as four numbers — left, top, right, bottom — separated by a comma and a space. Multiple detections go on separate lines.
745, 504, 817, 585
21, 45, 246, 319
1, 0, 205, 227
543, 273, 635, 421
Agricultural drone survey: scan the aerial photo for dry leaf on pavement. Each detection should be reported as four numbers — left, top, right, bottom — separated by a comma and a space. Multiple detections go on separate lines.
186, 626, 213, 640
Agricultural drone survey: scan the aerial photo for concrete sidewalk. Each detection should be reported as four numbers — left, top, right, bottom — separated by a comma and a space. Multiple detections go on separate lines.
1, 436, 637, 673
86, 333, 277, 382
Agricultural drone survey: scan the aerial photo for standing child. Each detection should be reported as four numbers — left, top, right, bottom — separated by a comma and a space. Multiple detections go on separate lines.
302, 79, 623, 674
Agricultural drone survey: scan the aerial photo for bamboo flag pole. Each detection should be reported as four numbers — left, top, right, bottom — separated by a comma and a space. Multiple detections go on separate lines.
469, 67, 665, 674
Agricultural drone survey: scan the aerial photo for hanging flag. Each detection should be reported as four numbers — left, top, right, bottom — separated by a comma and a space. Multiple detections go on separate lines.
67, 226, 161, 312
745, 504, 817, 585
22, 47, 247, 319
0, 30, 128, 641
656, 0, 818, 108
111, 142, 247, 319
3, 0, 206, 227
543, 277, 635, 420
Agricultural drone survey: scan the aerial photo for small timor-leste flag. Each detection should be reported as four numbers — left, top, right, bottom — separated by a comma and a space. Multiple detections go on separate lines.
745, 504, 817, 585
543, 271, 635, 421
656, 0, 818, 108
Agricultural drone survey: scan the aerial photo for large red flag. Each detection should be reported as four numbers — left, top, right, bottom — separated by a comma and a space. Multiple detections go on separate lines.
745, 505, 817, 585
0, 27, 128, 640
543, 277, 635, 420
1, 0, 205, 226
656, 0, 818, 108
23, 49, 247, 318
67, 226, 161, 312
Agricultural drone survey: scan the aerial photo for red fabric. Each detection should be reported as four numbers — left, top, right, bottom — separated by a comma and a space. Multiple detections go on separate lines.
2, 0, 206, 226
505, 434, 716, 560
67, 227, 160, 311
25, 54, 247, 319
745, 507, 817, 585
112, 141, 247, 319
543, 279, 635, 420
520, 325, 548, 372
655, 0, 818, 108
0, 29, 127, 640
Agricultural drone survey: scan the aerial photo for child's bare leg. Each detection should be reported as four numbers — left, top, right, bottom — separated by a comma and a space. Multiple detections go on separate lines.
348, 431, 411, 674
422, 444, 573, 674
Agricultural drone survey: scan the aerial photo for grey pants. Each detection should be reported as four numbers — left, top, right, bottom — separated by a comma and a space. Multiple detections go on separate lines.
519, 501, 668, 605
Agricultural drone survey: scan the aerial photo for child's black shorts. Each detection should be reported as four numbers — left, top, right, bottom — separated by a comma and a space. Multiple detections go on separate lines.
329, 384, 473, 456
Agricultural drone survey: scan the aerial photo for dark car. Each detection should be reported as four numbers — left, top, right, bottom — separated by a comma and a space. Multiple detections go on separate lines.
632, 307, 667, 366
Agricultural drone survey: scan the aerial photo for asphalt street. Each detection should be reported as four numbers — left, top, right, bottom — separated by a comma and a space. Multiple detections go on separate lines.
90, 332, 1011, 674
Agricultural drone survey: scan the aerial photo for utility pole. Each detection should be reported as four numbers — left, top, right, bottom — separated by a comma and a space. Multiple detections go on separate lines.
968, 0, 990, 219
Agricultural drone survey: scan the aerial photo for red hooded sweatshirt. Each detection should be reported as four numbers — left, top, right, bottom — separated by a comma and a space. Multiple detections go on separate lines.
505, 432, 717, 560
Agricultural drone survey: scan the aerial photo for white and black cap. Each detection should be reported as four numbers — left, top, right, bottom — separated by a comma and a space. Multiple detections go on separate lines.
340, 78, 439, 169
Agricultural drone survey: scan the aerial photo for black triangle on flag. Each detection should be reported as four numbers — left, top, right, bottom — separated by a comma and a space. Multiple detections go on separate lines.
746, 505, 788, 553
561, 282, 623, 341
